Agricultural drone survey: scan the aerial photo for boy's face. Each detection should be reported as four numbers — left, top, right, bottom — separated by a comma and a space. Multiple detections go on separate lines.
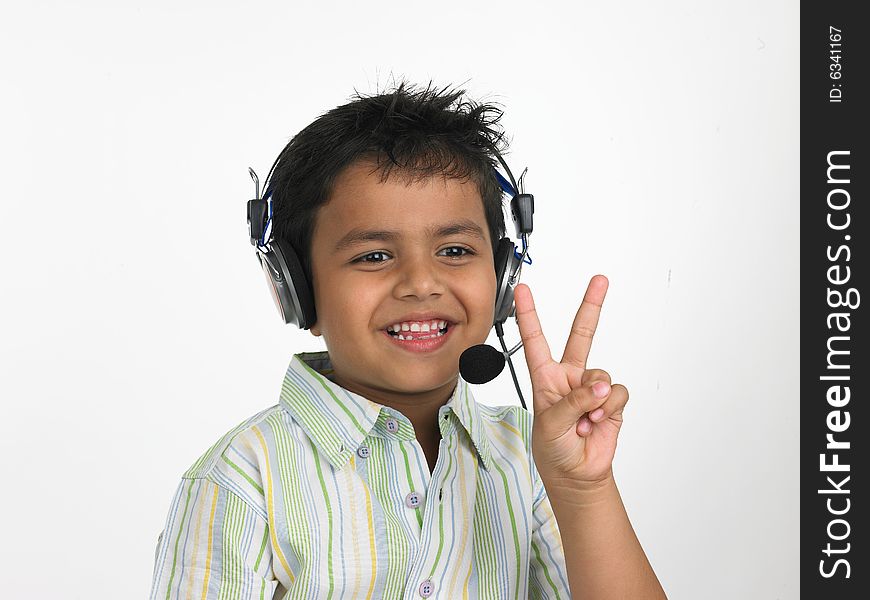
308, 160, 497, 404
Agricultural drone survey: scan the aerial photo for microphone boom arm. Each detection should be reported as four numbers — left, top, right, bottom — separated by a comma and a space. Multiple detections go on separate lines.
495, 322, 527, 411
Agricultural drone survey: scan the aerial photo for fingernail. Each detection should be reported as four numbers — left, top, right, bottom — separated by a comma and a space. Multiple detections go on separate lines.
592, 382, 611, 398
590, 408, 605, 421
578, 418, 592, 434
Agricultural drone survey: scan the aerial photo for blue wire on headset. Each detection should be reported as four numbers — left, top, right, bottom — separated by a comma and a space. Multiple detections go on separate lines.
494, 170, 516, 197
259, 189, 273, 248
515, 236, 533, 265
495, 169, 533, 265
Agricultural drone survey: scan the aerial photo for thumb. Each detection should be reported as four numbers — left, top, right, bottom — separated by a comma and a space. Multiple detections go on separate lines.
542, 380, 610, 433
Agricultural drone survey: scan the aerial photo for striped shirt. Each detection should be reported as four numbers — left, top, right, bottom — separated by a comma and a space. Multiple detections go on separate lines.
149, 351, 570, 599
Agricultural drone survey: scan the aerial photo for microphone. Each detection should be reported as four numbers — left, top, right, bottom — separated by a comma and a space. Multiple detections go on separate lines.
459, 344, 506, 384
459, 328, 528, 410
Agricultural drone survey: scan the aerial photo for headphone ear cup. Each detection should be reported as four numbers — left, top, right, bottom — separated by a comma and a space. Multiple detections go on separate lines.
259, 238, 317, 329
493, 237, 520, 326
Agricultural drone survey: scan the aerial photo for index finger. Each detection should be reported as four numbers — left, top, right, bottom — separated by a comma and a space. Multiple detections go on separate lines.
560, 275, 609, 369
513, 283, 553, 375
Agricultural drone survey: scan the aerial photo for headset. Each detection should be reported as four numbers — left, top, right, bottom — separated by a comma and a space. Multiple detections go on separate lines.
246, 148, 534, 332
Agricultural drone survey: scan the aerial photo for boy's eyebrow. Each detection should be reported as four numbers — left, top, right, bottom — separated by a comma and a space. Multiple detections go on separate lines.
333, 219, 487, 252
436, 220, 487, 240
333, 229, 399, 252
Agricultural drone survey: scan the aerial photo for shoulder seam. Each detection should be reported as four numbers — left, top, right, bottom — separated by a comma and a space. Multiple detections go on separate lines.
183, 404, 283, 480
179, 473, 270, 524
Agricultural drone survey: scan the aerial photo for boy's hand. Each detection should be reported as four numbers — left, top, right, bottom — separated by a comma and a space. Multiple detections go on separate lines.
514, 275, 628, 490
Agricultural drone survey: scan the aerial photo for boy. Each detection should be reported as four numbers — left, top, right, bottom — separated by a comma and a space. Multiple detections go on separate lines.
149, 83, 665, 599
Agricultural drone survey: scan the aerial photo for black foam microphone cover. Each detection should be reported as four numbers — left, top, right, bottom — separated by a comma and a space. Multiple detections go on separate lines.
459, 344, 506, 384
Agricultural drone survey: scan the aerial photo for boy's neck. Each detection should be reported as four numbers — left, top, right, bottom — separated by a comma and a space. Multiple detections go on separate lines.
330, 372, 453, 449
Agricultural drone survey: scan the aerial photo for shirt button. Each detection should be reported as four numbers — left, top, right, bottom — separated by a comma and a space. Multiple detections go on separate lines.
418, 578, 434, 597
405, 491, 422, 509
357, 446, 370, 459
385, 418, 399, 433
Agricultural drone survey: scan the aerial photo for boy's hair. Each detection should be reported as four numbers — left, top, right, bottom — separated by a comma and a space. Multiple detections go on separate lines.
265, 81, 509, 285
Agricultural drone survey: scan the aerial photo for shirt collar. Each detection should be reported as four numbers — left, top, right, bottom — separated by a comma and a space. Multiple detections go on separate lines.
441, 369, 495, 471
278, 351, 494, 471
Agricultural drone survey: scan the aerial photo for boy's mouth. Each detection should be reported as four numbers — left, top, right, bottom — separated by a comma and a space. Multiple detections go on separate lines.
385, 319, 450, 341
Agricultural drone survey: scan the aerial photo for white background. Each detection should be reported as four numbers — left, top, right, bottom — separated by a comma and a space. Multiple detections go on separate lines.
0, 1, 798, 598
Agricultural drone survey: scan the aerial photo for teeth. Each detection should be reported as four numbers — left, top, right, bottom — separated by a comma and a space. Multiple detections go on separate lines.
388, 319, 451, 336
390, 327, 448, 341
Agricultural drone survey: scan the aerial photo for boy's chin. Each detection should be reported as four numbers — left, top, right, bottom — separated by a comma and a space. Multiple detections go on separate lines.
376, 365, 461, 396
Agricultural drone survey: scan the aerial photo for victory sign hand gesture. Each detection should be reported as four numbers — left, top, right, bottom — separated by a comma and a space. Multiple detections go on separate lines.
514, 275, 629, 489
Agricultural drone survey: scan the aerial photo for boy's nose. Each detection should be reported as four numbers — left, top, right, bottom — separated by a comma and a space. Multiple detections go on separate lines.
393, 256, 445, 300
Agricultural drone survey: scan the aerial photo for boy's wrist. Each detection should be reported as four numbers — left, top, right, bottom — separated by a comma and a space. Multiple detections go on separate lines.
541, 469, 618, 509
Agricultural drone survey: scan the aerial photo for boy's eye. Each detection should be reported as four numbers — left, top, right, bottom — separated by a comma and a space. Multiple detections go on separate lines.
353, 251, 392, 264
439, 246, 473, 259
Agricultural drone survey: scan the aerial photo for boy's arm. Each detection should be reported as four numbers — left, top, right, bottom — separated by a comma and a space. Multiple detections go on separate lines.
545, 472, 665, 599
514, 279, 666, 599
149, 477, 277, 600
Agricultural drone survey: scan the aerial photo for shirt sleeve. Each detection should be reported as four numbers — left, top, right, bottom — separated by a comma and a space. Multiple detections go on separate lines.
149, 477, 278, 600
528, 473, 573, 599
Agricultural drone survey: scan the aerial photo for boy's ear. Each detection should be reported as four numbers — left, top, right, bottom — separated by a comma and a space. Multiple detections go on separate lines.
309, 321, 322, 337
